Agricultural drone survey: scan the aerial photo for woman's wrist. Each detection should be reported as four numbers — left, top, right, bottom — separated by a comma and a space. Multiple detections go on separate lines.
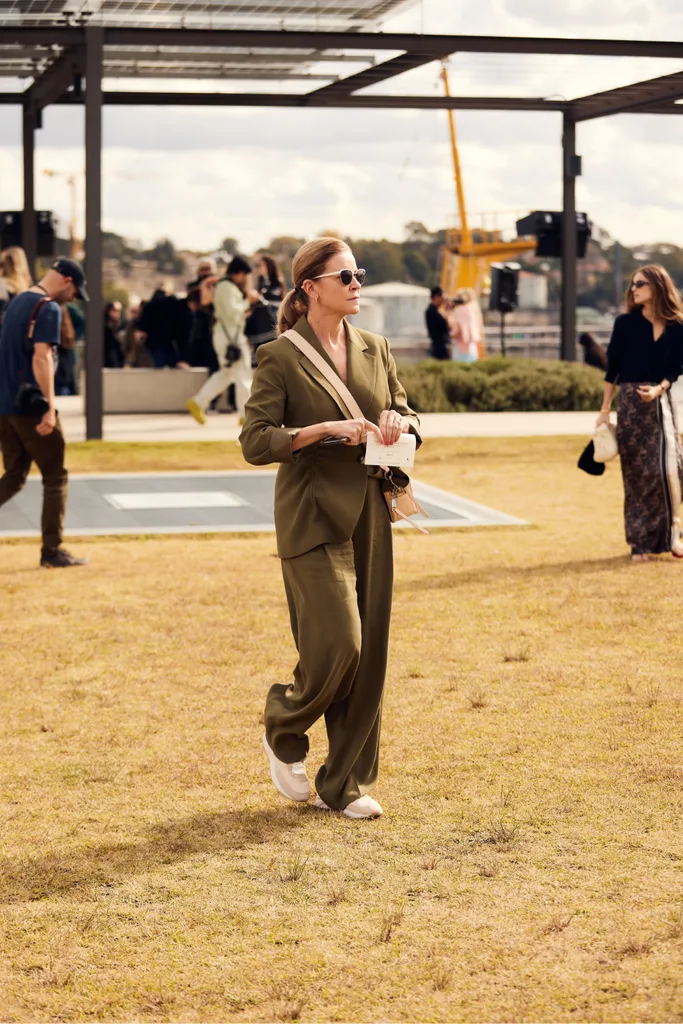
600, 406, 611, 414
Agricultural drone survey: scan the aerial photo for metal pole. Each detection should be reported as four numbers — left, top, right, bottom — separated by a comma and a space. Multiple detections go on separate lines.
500, 310, 506, 357
561, 114, 578, 362
21, 105, 37, 277
85, 26, 103, 441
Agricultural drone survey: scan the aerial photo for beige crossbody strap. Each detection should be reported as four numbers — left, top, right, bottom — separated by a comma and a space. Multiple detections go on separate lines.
284, 328, 364, 421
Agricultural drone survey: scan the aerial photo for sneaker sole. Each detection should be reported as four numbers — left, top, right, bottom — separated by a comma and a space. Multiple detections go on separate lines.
262, 734, 310, 803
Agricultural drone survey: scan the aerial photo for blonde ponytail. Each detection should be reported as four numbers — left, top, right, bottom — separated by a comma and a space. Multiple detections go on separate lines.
278, 287, 308, 334
276, 236, 351, 335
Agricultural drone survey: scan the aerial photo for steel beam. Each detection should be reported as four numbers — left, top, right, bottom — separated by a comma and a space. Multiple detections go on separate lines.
3, 27, 683, 59
23, 47, 84, 116
571, 70, 683, 121
85, 26, 104, 442
21, 104, 37, 275
103, 29, 683, 60
0, 90, 566, 110
308, 51, 449, 99
561, 115, 578, 363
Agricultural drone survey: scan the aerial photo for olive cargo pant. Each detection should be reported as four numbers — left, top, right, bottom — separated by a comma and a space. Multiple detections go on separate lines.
0, 414, 68, 556
265, 478, 394, 810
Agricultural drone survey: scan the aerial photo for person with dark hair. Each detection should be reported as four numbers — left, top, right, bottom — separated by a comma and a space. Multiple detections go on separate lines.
425, 286, 451, 360
245, 254, 286, 367
579, 331, 607, 371
136, 287, 182, 367
239, 237, 421, 820
186, 255, 253, 423
598, 264, 683, 561
104, 302, 124, 369
184, 258, 219, 375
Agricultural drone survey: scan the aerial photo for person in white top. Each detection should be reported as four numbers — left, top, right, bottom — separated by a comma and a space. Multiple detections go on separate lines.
449, 287, 484, 362
186, 255, 254, 423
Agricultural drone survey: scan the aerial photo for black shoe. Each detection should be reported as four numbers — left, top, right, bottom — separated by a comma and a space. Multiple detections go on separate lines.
40, 549, 89, 569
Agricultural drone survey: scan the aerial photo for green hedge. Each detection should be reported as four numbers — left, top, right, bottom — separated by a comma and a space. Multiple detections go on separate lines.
395, 357, 604, 413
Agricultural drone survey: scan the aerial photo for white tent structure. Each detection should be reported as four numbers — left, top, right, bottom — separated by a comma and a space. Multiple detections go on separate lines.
353, 281, 430, 343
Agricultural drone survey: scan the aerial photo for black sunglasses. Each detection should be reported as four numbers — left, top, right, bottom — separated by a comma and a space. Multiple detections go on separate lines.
631, 279, 649, 289
313, 268, 367, 286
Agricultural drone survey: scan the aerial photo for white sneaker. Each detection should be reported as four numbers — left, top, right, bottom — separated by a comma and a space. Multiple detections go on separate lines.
262, 734, 311, 802
314, 793, 383, 819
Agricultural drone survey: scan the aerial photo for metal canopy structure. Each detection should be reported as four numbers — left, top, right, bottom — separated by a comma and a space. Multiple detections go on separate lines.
1, 5, 683, 438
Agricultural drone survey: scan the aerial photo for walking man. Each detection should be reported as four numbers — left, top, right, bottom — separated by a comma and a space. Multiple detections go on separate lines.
0, 258, 89, 568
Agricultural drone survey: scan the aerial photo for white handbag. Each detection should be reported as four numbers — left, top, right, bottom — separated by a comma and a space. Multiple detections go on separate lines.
592, 422, 618, 463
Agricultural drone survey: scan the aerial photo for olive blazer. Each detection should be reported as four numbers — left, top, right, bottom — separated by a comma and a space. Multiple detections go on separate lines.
239, 315, 421, 559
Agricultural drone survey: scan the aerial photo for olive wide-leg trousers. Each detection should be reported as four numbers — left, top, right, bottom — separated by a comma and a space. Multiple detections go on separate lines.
265, 478, 394, 810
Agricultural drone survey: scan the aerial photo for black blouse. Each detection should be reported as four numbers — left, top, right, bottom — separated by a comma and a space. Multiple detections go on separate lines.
605, 309, 683, 385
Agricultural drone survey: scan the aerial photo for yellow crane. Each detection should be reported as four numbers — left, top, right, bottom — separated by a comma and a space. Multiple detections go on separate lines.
439, 64, 535, 296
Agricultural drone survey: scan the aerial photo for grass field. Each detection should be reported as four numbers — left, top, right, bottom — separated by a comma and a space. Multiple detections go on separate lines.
2, 437, 682, 1023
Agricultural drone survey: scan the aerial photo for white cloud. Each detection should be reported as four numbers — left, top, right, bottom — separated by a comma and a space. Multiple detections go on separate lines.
1, 0, 683, 254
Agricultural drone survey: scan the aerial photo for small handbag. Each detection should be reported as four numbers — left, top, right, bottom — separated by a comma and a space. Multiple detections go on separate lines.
592, 422, 618, 463
283, 328, 429, 534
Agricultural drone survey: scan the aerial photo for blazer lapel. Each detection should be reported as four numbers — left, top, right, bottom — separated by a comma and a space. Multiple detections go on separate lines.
291, 316, 351, 420
345, 322, 378, 416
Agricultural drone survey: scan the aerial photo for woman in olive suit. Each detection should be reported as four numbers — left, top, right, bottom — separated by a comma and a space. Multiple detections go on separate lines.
239, 237, 421, 820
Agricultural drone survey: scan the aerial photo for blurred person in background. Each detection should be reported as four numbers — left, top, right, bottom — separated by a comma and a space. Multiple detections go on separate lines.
122, 298, 153, 368
55, 302, 77, 395
424, 286, 451, 360
136, 286, 181, 367
245, 254, 285, 367
186, 255, 254, 424
450, 288, 483, 363
183, 258, 219, 374
0, 246, 33, 324
579, 331, 608, 371
598, 264, 683, 562
104, 301, 125, 369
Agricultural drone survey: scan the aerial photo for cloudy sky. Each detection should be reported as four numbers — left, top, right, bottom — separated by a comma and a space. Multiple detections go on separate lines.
1, 0, 682, 253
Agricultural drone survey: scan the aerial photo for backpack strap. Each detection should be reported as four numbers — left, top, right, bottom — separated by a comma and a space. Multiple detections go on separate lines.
283, 328, 364, 420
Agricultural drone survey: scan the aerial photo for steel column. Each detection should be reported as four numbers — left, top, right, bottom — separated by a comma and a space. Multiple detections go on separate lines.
561, 115, 578, 363
85, 25, 103, 440
21, 105, 37, 276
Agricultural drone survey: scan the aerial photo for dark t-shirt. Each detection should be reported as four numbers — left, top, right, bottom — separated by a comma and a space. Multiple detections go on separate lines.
605, 309, 683, 385
425, 303, 451, 359
0, 290, 61, 415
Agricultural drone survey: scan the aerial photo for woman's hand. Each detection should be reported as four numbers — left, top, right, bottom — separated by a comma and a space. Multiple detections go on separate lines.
595, 410, 611, 428
325, 418, 383, 446
378, 409, 407, 445
637, 384, 661, 403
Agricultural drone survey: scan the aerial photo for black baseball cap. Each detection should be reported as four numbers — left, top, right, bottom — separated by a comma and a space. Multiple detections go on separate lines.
51, 257, 90, 301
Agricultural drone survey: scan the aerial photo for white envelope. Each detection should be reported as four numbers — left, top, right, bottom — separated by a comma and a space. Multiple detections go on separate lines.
365, 431, 416, 468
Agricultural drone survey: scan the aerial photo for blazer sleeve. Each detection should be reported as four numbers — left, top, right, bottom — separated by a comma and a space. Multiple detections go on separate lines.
239, 344, 301, 465
385, 338, 422, 447
605, 317, 623, 384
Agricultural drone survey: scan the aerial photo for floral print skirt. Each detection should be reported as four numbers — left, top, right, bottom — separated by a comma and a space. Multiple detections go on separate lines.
617, 383, 683, 555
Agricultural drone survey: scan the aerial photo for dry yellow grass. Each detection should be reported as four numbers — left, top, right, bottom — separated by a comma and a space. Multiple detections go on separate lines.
2, 437, 682, 1023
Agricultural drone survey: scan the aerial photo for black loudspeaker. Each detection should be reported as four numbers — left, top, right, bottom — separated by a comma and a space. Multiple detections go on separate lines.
516, 210, 591, 258
489, 264, 518, 313
0, 211, 57, 257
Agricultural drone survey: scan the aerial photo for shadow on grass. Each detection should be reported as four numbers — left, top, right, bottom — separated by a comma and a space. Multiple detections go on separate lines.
0, 807, 303, 904
396, 555, 628, 593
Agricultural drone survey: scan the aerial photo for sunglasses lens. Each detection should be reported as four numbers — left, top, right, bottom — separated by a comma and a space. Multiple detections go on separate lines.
338, 270, 353, 286
356, 269, 367, 285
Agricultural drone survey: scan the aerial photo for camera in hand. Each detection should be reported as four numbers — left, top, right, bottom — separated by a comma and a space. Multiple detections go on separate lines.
15, 382, 50, 417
